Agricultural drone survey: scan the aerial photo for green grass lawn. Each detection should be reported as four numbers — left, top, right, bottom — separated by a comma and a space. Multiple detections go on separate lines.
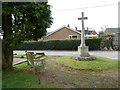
14, 54, 119, 72
2, 62, 59, 88
14, 54, 45, 59
3, 55, 119, 88
55, 56, 119, 72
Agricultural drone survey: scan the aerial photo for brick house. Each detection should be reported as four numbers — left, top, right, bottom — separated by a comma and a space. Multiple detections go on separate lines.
76, 29, 98, 38
42, 26, 98, 40
43, 26, 81, 40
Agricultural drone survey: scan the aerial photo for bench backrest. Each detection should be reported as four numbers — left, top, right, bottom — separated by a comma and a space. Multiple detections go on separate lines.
26, 52, 35, 67
36, 53, 45, 56
25, 51, 45, 84
26, 52, 45, 67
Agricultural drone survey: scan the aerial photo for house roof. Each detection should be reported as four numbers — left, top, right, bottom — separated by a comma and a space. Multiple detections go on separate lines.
46, 25, 81, 37
104, 28, 120, 35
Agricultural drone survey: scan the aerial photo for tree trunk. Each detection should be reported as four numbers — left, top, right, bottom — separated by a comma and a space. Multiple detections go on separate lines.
0, 39, 2, 70
2, 14, 13, 70
2, 42, 13, 70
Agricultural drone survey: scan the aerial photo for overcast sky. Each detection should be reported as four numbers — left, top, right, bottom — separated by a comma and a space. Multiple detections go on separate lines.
48, 0, 119, 33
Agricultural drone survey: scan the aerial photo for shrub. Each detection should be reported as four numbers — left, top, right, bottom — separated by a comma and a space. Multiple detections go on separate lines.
86, 38, 102, 50
113, 45, 120, 50
15, 38, 102, 50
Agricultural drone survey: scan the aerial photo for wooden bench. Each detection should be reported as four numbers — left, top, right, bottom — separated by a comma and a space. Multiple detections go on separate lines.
25, 51, 46, 84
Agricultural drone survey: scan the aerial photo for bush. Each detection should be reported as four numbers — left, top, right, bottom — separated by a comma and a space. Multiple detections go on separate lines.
113, 45, 120, 50
15, 38, 102, 50
86, 38, 102, 50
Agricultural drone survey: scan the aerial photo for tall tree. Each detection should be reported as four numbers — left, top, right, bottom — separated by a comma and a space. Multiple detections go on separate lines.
2, 2, 53, 70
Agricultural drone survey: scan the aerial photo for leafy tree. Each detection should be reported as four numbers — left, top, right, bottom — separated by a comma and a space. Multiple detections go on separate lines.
100, 35, 113, 50
2, 2, 53, 70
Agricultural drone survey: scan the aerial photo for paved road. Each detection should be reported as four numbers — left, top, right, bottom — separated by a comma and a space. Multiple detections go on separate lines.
14, 50, 119, 60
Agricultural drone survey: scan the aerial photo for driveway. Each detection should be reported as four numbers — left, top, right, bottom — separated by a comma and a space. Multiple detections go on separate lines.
13, 50, 119, 60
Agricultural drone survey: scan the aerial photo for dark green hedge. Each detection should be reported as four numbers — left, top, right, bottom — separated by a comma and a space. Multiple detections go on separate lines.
15, 38, 102, 50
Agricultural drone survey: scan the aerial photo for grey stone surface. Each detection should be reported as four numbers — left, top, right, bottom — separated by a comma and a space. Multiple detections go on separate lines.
72, 54, 96, 61
78, 46, 90, 57
77, 12, 91, 60
13, 50, 119, 60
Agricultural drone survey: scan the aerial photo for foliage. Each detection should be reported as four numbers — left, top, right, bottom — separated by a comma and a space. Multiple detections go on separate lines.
55, 56, 119, 72
2, 62, 59, 88
86, 38, 102, 50
2, 2, 53, 70
100, 35, 114, 50
2, 2, 53, 48
113, 45, 120, 50
15, 38, 102, 50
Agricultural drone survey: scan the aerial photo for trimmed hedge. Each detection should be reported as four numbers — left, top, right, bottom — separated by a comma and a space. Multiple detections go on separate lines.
15, 38, 102, 50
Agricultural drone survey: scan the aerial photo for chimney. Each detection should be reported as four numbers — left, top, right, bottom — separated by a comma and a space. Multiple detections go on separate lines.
86, 27, 89, 35
67, 24, 70, 28
87, 27, 89, 30
75, 26, 77, 30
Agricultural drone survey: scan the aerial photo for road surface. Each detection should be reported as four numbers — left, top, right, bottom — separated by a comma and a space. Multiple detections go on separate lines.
13, 50, 119, 60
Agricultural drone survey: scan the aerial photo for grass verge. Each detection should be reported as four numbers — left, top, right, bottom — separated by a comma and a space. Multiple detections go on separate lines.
55, 56, 119, 72
2, 62, 59, 88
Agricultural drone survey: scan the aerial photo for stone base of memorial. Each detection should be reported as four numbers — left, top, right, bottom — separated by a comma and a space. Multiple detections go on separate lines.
73, 46, 96, 60
73, 55, 96, 61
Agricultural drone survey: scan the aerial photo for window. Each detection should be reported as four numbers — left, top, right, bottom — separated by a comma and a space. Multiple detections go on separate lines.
69, 35, 78, 39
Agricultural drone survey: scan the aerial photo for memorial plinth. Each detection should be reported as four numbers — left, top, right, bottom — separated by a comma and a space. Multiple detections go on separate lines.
73, 12, 95, 60
78, 46, 90, 57
73, 46, 96, 60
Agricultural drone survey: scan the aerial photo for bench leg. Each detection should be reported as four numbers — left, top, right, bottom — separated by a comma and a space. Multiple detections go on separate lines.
42, 62, 45, 72
38, 72, 41, 84
35, 69, 41, 84
36, 72, 41, 84
27, 60, 30, 65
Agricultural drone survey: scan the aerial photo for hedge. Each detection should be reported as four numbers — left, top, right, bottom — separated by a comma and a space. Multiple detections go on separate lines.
15, 38, 102, 50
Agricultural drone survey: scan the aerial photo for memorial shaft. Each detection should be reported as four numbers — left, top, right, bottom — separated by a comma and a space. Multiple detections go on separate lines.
78, 12, 88, 46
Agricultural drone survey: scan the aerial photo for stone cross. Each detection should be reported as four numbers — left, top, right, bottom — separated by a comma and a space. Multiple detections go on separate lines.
78, 12, 88, 46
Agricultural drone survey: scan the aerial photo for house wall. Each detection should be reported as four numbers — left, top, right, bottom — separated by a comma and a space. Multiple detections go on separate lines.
43, 27, 81, 40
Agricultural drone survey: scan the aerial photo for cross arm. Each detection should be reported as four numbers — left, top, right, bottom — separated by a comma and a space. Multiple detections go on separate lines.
78, 17, 88, 20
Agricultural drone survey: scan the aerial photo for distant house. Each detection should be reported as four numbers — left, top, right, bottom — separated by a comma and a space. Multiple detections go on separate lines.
76, 30, 97, 35
76, 29, 98, 38
104, 28, 120, 46
43, 26, 81, 40
42, 26, 98, 40
104, 28, 120, 35
85, 34, 98, 38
